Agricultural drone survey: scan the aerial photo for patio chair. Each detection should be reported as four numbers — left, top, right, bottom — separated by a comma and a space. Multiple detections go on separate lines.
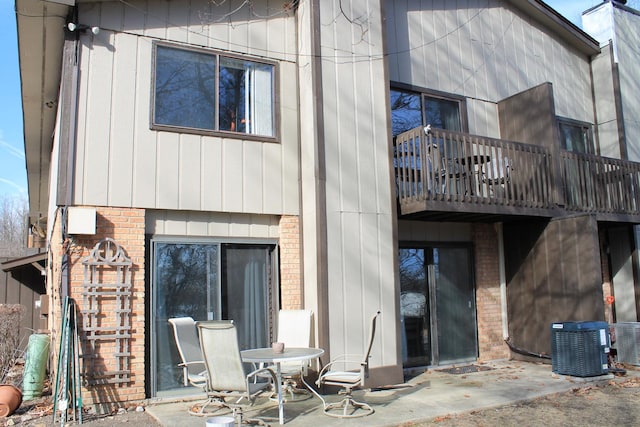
315, 311, 380, 418
277, 309, 313, 401
193, 321, 277, 424
482, 156, 512, 197
167, 317, 207, 388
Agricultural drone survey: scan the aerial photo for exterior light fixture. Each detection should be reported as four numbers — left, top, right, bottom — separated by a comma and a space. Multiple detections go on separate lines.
66, 23, 100, 35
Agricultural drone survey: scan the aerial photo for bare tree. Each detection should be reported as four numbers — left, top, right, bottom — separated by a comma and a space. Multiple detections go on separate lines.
0, 195, 28, 258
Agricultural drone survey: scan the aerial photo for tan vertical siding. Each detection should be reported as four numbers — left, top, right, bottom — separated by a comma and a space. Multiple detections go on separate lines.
614, 8, 640, 162
109, 35, 138, 207
146, 210, 280, 239
318, 0, 400, 375
386, 0, 594, 129
592, 45, 621, 158
73, 0, 298, 216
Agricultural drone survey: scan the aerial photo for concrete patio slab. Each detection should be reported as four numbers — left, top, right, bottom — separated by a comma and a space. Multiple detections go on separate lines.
145, 360, 617, 427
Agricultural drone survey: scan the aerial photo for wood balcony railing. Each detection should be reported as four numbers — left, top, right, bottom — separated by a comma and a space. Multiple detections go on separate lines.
561, 152, 640, 220
393, 126, 640, 222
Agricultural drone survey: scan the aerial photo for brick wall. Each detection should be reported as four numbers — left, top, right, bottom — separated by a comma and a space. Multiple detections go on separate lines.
473, 224, 510, 361
279, 215, 302, 309
64, 207, 146, 406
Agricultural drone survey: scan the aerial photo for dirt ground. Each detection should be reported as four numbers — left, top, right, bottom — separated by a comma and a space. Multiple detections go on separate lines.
415, 373, 640, 427
2, 371, 640, 426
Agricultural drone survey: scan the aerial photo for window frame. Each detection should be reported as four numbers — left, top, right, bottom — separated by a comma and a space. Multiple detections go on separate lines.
557, 117, 595, 155
151, 41, 280, 142
421, 91, 466, 132
390, 83, 468, 137
149, 235, 280, 397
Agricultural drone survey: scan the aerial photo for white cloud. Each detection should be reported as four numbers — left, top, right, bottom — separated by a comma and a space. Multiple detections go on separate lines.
0, 136, 25, 160
0, 177, 26, 194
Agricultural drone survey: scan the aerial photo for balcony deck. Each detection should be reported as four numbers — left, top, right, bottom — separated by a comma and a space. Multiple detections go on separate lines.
394, 127, 640, 223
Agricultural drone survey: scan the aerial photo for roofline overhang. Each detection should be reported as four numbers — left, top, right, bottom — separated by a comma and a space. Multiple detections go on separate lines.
1, 252, 47, 272
15, 0, 73, 214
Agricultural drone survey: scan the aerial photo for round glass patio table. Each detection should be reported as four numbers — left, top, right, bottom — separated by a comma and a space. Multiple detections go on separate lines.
241, 347, 324, 425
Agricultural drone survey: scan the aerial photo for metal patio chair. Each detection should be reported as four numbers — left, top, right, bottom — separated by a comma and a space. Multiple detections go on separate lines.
276, 309, 313, 401
168, 317, 207, 388
193, 321, 276, 424
482, 156, 513, 197
315, 311, 380, 418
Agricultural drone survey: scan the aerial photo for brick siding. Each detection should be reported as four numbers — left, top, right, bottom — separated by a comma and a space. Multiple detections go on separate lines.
473, 224, 510, 361
62, 207, 146, 406
279, 215, 303, 309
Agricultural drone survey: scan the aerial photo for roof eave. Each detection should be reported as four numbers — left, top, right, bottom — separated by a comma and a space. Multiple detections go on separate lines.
15, 0, 73, 214
506, 0, 601, 56
1, 252, 47, 272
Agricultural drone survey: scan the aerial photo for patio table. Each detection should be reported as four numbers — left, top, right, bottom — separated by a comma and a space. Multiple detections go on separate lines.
241, 347, 324, 425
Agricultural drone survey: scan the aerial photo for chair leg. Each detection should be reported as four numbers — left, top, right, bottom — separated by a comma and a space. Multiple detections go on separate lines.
321, 391, 374, 418
282, 379, 312, 402
233, 406, 271, 426
188, 397, 232, 416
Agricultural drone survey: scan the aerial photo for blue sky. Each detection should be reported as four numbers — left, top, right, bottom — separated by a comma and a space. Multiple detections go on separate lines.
1, 1, 28, 200
0, 0, 613, 200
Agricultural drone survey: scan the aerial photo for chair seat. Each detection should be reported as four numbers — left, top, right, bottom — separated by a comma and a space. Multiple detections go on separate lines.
188, 372, 207, 385
321, 371, 361, 385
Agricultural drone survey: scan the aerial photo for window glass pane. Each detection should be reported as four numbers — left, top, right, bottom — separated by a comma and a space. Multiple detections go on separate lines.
153, 243, 218, 394
390, 89, 422, 137
423, 96, 461, 131
222, 246, 270, 350
154, 46, 216, 130
152, 241, 275, 397
559, 121, 592, 154
219, 57, 274, 136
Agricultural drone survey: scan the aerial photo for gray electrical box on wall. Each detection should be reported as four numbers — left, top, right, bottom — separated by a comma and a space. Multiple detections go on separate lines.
67, 207, 97, 235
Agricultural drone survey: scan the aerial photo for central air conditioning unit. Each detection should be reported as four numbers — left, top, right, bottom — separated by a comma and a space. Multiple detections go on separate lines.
550, 321, 610, 377
613, 322, 640, 366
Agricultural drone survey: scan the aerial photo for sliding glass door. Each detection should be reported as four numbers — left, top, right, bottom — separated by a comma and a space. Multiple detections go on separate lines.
399, 244, 477, 367
151, 240, 277, 396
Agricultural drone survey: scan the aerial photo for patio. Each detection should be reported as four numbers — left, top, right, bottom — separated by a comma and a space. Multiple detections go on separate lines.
145, 360, 618, 426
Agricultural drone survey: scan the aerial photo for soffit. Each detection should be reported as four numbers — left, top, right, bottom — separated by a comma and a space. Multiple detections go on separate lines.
15, 0, 71, 214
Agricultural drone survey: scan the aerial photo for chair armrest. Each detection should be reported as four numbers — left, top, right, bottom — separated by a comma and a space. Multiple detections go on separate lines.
178, 360, 205, 368
247, 365, 277, 385
316, 358, 362, 380
177, 361, 206, 387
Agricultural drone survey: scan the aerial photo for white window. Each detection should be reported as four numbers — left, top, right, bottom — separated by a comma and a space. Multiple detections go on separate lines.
152, 43, 276, 138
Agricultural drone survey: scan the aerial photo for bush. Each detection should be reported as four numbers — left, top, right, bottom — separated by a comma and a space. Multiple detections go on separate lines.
0, 305, 25, 385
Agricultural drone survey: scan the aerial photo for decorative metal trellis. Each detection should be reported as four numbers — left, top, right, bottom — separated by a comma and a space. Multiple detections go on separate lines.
80, 238, 132, 385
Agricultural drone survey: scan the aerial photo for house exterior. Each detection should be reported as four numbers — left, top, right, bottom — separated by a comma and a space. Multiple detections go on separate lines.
583, 1, 640, 325
14, 0, 640, 406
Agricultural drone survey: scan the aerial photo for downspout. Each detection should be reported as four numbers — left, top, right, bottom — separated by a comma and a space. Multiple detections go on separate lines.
58, 15, 81, 301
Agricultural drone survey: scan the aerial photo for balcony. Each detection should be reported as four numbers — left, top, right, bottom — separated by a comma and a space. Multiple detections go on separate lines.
393, 126, 640, 223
